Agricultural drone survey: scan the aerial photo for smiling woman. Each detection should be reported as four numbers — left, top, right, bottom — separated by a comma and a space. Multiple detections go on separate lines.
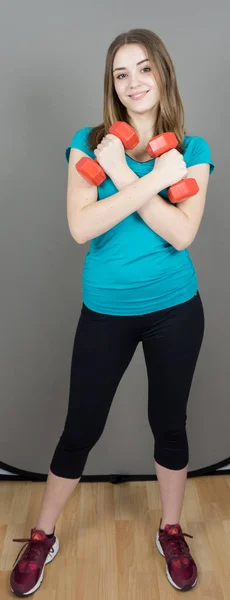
111, 44, 161, 161
113, 51, 159, 108
87, 29, 185, 153
65, 28, 214, 314
114, 66, 151, 101
10, 27, 215, 598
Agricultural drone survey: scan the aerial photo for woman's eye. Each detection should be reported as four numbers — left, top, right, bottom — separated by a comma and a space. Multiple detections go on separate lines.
116, 67, 151, 80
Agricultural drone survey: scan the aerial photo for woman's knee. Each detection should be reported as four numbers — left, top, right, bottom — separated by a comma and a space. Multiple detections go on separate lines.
59, 425, 103, 454
153, 428, 189, 470
50, 429, 103, 478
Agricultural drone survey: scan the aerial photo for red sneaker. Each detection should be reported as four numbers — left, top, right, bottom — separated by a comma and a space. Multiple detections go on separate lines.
156, 519, 198, 591
10, 527, 59, 597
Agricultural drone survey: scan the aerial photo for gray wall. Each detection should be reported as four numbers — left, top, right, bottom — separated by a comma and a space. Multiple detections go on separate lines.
1, 0, 229, 477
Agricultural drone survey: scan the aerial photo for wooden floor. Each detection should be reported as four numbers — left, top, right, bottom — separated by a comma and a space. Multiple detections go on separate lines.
0, 474, 230, 599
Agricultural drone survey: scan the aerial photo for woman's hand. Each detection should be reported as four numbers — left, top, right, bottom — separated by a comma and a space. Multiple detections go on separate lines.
154, 148, 188, 190
94, 134, 127, 179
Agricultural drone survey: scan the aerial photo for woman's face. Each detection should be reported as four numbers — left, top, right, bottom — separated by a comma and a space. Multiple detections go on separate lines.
112, 43, 160, 115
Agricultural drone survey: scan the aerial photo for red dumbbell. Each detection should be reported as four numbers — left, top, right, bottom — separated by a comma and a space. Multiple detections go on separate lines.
75, 121, 139, 186
146, 132, 199, 203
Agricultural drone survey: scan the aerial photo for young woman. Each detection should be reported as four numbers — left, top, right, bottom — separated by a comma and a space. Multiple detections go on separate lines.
11, 29, 215, 595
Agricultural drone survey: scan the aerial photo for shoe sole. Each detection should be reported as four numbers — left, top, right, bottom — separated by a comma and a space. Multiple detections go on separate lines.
155, 530, 198, 592
10, 536, 59, 597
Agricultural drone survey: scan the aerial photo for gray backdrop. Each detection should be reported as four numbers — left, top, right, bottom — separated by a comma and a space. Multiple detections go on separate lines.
1, 1, 229, 479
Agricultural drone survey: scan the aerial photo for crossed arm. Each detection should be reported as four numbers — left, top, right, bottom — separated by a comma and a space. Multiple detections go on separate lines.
111, 163, 210, 250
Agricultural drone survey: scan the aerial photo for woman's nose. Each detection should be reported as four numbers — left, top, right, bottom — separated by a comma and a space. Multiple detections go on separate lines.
129, 72, 140, 88
130, 80, 141, 89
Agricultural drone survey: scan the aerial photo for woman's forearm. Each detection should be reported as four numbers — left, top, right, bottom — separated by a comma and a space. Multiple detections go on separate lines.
78, 168, 165, 243
111, 164, 190, 250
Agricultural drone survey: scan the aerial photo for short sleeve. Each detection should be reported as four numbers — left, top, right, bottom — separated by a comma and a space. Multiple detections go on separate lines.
65, 127, 94, 163
186, 136, 215, 174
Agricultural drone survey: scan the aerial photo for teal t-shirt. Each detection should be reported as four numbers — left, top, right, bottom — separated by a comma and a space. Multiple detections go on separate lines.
65, 127, 215, 316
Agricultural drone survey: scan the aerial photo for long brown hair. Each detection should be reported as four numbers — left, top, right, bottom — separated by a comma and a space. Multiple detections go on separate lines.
87, 29, 185, 154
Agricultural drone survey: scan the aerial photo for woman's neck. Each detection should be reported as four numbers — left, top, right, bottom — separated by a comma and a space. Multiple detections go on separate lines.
128, 107, 157, 141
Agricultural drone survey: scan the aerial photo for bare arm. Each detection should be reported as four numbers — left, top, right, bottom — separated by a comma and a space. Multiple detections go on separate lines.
111, 163, 210, 250
80, 171, 164, 243
67, 148, 165, 244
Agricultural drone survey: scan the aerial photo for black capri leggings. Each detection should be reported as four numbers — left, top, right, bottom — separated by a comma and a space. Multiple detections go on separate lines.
50, 291, 204, 479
